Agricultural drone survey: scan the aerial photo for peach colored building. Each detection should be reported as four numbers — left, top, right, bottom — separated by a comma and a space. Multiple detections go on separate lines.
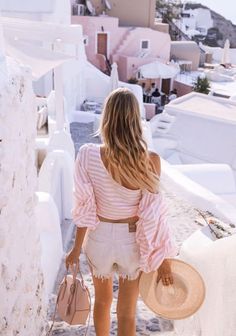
89, 0, 156, 29
71, 1, 171, 83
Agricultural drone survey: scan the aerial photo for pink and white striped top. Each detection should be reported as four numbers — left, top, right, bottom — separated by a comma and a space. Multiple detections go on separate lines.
72, 143, 176, 272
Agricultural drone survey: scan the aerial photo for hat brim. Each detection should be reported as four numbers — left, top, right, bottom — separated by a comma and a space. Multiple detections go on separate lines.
139, 258, 205, 320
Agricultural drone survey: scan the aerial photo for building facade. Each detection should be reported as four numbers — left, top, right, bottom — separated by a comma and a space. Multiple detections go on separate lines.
90, 0, 156, 28
72, 0, 171, 82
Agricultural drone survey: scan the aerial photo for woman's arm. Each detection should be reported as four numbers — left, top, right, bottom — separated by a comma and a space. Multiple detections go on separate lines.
149, 152, 174, 286
65, 227, 87, 268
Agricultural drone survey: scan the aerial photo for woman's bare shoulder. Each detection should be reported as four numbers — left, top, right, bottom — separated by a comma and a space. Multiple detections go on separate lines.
148, 151, 161, 175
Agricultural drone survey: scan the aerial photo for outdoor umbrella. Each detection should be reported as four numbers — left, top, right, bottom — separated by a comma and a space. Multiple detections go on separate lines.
138, 60, 180, 79
221, 39, 230, 65
110, 62, 119, 92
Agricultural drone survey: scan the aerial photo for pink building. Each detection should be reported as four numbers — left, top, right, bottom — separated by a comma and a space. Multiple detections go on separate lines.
71, 1, 171, 86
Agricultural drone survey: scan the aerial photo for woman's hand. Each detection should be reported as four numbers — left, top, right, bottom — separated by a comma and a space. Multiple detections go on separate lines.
65, 227, 88, 269
65, 247, 80, 270
157, 259, 173, 286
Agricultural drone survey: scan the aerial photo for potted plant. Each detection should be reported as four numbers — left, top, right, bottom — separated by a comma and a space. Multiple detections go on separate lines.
193, 75, 211, 94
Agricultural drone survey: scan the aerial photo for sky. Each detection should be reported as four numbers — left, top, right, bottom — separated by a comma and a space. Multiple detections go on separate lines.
196, 0, 236, 24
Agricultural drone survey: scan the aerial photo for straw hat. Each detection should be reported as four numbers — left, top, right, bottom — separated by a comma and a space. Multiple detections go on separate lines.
139, 259, 205, 320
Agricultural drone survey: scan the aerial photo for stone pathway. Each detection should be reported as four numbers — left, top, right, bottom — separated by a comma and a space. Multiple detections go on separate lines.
46, 122, 206, 336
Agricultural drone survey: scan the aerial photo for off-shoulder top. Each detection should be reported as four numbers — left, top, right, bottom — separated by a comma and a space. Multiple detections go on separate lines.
72, 143, 176, 273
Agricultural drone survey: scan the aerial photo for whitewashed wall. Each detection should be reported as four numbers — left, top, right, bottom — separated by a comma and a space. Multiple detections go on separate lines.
0, 57, 46, 335
200, 44, 236, 64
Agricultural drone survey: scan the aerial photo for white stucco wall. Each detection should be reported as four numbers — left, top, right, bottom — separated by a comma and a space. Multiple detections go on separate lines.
195, 8, 213, 31
162, 94, 236, 174
0, 57, 46, 335
1, 0, 73, 108
0, 0, 70, 24
200, 44, 236, 65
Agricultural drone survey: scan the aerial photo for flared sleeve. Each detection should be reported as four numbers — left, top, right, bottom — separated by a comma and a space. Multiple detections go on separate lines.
71, 144, 99, 230
136, 190, 177, 273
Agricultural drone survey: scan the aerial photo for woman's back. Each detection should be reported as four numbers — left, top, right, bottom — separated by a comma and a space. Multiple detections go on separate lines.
100, 145, 161, 189
80, 143, 142, 220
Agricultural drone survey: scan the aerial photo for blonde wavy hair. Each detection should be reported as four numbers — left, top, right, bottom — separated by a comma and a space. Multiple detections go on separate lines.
99, 88, 159, 193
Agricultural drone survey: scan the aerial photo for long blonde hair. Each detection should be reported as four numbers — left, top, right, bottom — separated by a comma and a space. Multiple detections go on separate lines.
99, 88, 159, 193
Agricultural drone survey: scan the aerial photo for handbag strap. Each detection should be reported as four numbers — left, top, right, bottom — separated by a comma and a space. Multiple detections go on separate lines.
71, 262, 80, 283
46, 262, 92, 336
84, 285, 92, 336
46, 282, 65, 336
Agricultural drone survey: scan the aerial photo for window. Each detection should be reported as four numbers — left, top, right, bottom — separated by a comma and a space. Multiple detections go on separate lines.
78, 4, 85, 16
181, 13, 190, 18
141, 40, 150, 50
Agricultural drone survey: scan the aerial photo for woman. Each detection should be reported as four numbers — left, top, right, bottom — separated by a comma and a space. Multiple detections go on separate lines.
66, 88, 176, 336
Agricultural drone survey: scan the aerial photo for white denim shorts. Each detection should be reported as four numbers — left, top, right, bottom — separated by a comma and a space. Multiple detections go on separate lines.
83, 221, 141, 280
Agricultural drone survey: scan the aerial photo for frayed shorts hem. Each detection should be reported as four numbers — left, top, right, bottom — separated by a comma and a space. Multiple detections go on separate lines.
84, 221, 141, 281
91, 269, 141, 281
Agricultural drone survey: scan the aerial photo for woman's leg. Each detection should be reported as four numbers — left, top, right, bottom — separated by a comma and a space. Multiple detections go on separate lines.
117, 275, 141, 336
92, 276, 113, 336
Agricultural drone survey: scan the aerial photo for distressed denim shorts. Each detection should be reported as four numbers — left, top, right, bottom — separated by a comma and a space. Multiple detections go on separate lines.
83, 221, 141, 280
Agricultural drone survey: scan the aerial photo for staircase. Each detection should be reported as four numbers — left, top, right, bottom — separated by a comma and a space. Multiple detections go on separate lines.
150, 112, 176, 136
165, 17, 206, 66
112, 27, 136, 56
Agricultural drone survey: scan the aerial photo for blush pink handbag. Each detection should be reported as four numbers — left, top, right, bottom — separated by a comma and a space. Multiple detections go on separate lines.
47, 262, 91, 335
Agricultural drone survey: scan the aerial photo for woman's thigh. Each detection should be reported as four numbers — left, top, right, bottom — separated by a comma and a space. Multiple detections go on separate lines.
117, 275, 141, 316
93, 276, 113, 305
